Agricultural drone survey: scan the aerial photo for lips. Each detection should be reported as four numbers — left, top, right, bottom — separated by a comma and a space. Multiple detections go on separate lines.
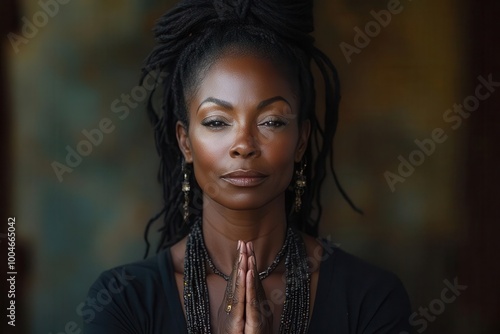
221, 170, 268, 187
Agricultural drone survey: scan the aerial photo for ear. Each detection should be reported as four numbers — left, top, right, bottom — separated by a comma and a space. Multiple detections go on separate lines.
295, 119, 310, 162
176, 121, 193, 163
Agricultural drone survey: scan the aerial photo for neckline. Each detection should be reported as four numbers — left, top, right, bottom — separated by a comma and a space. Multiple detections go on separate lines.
160, 241, 338, 332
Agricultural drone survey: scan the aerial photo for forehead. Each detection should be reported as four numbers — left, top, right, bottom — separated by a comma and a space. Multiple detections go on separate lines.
191, 54, 298, 108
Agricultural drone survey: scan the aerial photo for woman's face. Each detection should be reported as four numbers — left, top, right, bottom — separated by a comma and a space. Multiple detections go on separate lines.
177, 53, 310, 211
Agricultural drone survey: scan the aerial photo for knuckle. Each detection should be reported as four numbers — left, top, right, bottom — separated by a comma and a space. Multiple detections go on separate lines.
250, 297, 259, 308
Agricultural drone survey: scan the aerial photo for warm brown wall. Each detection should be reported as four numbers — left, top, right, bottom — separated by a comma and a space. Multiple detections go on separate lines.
461, 0, 500, 331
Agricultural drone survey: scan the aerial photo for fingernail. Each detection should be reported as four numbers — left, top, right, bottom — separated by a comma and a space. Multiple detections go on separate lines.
237, 240, 241, 251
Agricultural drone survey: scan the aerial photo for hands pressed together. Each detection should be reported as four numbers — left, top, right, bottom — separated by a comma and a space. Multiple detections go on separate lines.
216, 241, 274, 334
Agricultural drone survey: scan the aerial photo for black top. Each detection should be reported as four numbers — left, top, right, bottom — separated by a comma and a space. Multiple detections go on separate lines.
82, 244, 412, 333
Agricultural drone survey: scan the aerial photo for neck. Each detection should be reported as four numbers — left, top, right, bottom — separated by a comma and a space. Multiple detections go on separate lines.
201, 194, 288, 276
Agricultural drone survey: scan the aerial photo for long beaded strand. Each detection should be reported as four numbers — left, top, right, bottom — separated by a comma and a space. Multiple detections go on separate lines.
279, 230, 310, 332
184, 221, 212, 333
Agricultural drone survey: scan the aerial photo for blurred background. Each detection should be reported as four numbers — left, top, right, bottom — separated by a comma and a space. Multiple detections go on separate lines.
1, 0, 499, 333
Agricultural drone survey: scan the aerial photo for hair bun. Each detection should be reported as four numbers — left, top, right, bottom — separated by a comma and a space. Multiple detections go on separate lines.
211, 0, 315, 48
147, 0, 315, 73
213, 0, 252, 21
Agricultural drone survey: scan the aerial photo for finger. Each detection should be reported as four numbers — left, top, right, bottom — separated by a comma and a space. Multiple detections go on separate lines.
245, 241, 254, 265
245, 255, 265, 332
218, 241, 246, 332
233, 241, 247, 307
246, 242, 262, 300
239, 240, 248, 274
246, 254, 258, 311
246, 247, 273, 333
228, 241, 247, 315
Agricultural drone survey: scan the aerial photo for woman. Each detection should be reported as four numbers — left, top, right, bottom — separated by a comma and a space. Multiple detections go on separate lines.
84, 0, 411, 333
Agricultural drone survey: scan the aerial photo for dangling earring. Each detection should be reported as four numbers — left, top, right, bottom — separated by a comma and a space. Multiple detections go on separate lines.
182, 162, 191, 223
294, 160, 307, 212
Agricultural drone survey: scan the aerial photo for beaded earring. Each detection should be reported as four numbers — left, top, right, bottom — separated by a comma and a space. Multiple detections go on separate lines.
294, 160, 307, 212
182, 162, 190, 223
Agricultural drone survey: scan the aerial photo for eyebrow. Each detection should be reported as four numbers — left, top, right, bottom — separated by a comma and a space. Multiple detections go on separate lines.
196, 96, 292, 113
257, 96, 292, 110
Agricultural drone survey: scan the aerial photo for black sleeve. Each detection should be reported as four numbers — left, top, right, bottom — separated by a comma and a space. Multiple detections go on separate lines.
81, 251, 184, 334
357, 272, 412, 334
81, 267, 142, 334
308, 246, 413, 334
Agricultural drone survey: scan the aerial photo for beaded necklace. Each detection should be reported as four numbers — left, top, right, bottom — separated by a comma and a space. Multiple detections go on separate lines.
202, 224, 289, 282
183, 218, 311, 333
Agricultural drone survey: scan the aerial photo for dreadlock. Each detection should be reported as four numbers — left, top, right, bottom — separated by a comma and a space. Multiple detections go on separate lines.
141, 0, 362, 257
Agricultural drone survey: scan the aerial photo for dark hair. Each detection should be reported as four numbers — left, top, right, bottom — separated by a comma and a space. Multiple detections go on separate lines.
142, 0, 361, 257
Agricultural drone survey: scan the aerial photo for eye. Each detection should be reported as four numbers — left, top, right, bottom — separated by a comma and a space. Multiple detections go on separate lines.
259, 118, 288, 128
201, 117, 230, 129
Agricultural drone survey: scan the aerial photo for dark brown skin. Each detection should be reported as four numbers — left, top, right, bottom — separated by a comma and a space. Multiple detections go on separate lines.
173, 54, 323, 333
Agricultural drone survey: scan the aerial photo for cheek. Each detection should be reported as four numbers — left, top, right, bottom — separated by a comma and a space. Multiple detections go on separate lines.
261, 133, 298, 176
187, 129, 230, 184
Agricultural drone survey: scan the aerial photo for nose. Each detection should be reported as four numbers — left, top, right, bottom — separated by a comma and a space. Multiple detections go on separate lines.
229, 125, 261, 159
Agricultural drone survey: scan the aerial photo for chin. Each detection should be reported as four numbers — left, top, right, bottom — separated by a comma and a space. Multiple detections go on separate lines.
208, 192, 285, 212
